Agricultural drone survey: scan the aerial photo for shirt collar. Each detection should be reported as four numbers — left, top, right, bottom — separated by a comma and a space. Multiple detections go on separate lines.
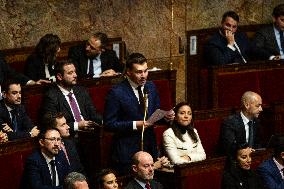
273, 157, 284, 172
240, 111, 250, 124
134, 178, 148, 189
41, 151, 55, 165
57, 84, 73, 96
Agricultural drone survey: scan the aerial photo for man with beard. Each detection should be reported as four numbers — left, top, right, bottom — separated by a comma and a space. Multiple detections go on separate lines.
125, 151, 163, 189
42, 60, 102, 135
104, 53, 174, 175
0, 79, 39, 140
219, 91, 263, 155
68, 32, 124, 78
21, 128, 70, 189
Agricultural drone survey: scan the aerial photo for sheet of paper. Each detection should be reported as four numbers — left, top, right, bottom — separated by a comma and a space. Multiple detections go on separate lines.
147, 109, 173, 124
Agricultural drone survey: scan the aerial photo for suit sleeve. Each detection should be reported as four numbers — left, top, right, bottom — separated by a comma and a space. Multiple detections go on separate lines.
257, 163, 284, 189
24, 55, 41, 81
220, 119, 237, 155
252, 29, 275, 60
221, 171, 239, 189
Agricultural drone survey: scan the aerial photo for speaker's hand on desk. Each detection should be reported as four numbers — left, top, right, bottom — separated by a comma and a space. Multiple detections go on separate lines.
136, 121, 152, 130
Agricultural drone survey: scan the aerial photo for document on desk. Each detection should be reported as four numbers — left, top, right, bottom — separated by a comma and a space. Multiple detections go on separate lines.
147, 109, 173, 124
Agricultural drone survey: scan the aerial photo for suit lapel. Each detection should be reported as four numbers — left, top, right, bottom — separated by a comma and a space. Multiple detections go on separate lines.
269, 26, 281, 53
39, 153, 53, 185
56, 87, 74, 118
237, 113, 247, 142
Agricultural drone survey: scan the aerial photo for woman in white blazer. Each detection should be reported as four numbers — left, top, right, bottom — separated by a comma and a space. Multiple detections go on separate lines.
163, 102, 206, 165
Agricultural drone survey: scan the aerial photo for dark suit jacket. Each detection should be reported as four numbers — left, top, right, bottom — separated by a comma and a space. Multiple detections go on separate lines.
68, 42, 123, 78
219, 112, 261, 155
0, 51, 29, 85
104, 80, 159, 172
252, 25, 281, 60
204, 31, 251, 65
222, 162, 263, 189
24, 54, 55, 81
41, 84, 102, 134
63, 138, 84, 174
125, 179, 163, 189
0, 100, 33, 140
20, 149, 70, 189
257, 158, 284, 189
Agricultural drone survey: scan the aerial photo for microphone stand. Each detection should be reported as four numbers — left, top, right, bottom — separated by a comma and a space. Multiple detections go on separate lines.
141, 92, 148, 151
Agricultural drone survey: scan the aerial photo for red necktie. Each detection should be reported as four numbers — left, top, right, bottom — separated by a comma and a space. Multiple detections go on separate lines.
145, 182, 151, 189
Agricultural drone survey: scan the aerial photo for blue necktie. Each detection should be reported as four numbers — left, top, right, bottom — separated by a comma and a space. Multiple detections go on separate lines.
248, 121, 254, 147
10, 109, 18, 132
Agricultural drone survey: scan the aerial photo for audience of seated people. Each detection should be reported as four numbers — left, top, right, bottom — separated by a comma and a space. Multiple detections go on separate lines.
0, 79, 39, 141
25, 33, 61, 82
68, 32, 124, 78
64, 172, 90, 189
41, 60, 102, 136
221, 143, 264, 189
163, 102, 206, 165
219, 91, 263, 155
257, 135, 284, 189
103, 52, 174, 175
252, 4, 284, 61
204, 10, 251, 65
96, 168, 119, 189
42, 112, 85, 174
20, 127, 71, 189
125, 151, 163, 189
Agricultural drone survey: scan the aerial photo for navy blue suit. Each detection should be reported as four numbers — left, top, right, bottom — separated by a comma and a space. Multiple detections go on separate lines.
0, 100, 33, 140
257, 158, 284, 189
20, 150, 70, 189
104, 79, 159, 174
204, 31, 251, 65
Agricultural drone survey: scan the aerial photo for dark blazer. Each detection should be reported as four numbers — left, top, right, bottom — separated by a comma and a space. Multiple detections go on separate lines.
252, 25, 281, 60
68, 42, 124, 78
104, 80, 160, 173
125, 179, 163, 189
0, 100, 33, 140
63, 138, 84, 174
24, 54, 55, 81
41, 84, 102, 134
20, 149, 70, 189
257, 158, 284, 189
204, 31, 251, 65
219, 112, 261, 155
222, 162, 264, 189
0, 51, 29, 85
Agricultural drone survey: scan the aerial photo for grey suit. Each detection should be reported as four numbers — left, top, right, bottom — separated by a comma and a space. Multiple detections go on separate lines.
252, 24, 281, 60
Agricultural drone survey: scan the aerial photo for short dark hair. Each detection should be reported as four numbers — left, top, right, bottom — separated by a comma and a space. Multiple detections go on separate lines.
96, 168, 117, 189
126, 53, 147, 70
2, 79, 21, 93
38, 127, 60, 140
42, 112, 65, 129
273, 4, 284, 18
54, 60, 74, 76
64, 172, 87, 189
222, 11, 239, 23
93, 32, 109, 49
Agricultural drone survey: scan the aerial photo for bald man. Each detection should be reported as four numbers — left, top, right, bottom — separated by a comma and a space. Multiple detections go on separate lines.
125, 151, 163, 189
68, 32, 124, 79
219, 91, 263, 155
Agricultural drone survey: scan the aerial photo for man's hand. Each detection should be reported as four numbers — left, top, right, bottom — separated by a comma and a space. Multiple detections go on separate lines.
78, 120, 99, 130
2, 123, 13, 132
100, 69, 119, 77
225, 29, 235, 46
136, 121, 152, 130
35, 79, 51, 85
154, 156, 171, 169
0, 131, 8, 143
273, 55, 281, 60
30, 126, 40, 137
164, 109, 175, 122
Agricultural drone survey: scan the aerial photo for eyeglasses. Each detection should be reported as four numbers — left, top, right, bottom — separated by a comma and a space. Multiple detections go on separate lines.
44, 137, 62, 143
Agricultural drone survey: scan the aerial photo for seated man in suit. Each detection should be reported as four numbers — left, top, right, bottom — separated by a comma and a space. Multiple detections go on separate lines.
252, 4, 284, 60
104, 53, 173, 175
204, 11, 251, 65
43, 112, 85, 174
257, 135, 284, 189
125, 151, 163, 189
21, 127, 71, 189
42, 60, 102, 135
219, 91, 263, 155
64, 172, 89, 189
68, 32, 124, 78
0, 79, 39, 140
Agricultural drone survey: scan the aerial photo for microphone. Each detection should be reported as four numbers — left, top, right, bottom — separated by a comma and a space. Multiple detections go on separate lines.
143, 87, 149, 109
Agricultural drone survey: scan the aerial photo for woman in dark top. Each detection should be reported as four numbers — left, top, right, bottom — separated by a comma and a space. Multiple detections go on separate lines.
222, 143, 264, 189
96, 168, 119, 189
25, 33, 61, 81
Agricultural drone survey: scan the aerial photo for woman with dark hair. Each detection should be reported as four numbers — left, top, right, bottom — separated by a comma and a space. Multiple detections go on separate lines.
96, 168, 119, 189
163, 102, 206, 165
221, 143, 264, 189
25, 33, 61, 81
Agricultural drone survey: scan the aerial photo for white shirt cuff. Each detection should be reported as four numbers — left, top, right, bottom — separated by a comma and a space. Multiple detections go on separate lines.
133, 121, 137, 130
74, 122, 79, 131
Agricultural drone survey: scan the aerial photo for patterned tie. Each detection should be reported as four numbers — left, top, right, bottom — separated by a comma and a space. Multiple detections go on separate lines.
145, 182, 151, 189
248, 121, 254, 147
10, 109, 18, 132
50, 160, 57, 186
137, 86, 144, 110
61, 142, 70, 165
67, 92, 82, 122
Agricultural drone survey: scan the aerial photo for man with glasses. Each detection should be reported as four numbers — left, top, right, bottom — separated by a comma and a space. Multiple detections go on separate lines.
204, 11, 251, 65
68, 32, 124, 78
21, 127, 70, 189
